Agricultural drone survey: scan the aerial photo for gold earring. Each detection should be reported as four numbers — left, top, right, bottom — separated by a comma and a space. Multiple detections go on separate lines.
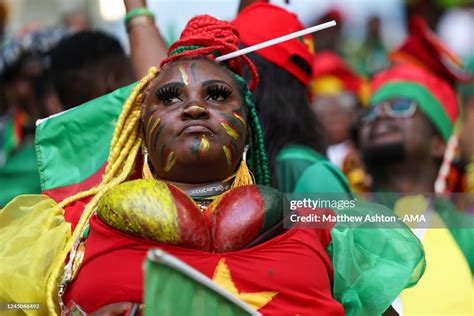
142, 146, 155, 180
231, 145, 254, 189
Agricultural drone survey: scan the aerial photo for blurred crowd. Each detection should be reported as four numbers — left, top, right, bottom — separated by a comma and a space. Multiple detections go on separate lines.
0, 0, 473, 314
1, 0, 472, 204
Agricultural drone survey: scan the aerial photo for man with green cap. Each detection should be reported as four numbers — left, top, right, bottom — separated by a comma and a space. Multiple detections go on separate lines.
359, 16, 473, 315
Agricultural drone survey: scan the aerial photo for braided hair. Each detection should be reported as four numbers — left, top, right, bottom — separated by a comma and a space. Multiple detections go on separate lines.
161, 15, 270, 185
46, 15, 270, 314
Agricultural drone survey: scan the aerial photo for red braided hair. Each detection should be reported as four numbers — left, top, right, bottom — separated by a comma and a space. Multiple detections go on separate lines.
160, 15, 259, 90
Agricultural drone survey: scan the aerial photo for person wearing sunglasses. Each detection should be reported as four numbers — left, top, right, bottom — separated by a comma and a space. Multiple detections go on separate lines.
362, 98, 417, 123
358, 16, 473, 315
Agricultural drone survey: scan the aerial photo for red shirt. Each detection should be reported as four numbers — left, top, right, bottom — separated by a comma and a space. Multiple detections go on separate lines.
64, 215, 344, 315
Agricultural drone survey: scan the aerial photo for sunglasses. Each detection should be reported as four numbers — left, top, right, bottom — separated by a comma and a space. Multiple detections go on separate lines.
362, 98, 417, 123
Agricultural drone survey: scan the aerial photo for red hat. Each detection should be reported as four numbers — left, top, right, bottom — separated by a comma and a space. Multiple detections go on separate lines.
390, 16, 471, 86
232, 3, 314, 86
370, 16, 472, 141
371, 64, 458, 142
312, 51, 366, 100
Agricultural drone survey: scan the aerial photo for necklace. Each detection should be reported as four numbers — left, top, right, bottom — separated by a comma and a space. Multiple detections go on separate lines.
185, 178, 233, 198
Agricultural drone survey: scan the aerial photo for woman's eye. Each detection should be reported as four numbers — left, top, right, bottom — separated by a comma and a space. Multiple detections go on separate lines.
155, 87, 182, 105
206, 85, 232, 102
163, 96, 181, 104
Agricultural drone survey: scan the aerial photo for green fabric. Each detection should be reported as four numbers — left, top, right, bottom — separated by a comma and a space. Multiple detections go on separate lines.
434, 198, 474, 274
275, 145, 350, 193
374, 195, 474, 275
371, 82, 453, 141
35, 83, 135, 191
144, 251, 254, 316
0, 116, 17, 165
327, 200, 426, 316
0, 139, 41, 207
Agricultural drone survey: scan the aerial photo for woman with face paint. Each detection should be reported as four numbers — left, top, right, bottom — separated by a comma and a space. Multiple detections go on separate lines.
0, 15, 425, 316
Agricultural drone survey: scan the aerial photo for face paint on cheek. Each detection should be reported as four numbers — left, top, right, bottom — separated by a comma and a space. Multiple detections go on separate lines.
221, 113, 244, 135
222, 145, 233, 168
232, 110, 246, 127
146, 114, 161, 147
152, 123, 167, 150
229, 140, 238, 158
221, 117, 240, 141
164, 147, 176, 172
179, 66, 189, 86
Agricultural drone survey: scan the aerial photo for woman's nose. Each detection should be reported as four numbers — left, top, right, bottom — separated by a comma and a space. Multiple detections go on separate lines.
182, 104, 210, 120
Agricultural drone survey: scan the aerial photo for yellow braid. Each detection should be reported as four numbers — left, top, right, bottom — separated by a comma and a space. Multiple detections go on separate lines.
102, 110, 141, 183
106, 70, 157, 174
46, 67, 159, 315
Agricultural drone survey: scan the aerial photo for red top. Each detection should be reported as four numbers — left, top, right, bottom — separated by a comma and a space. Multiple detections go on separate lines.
64, 215, 344, 315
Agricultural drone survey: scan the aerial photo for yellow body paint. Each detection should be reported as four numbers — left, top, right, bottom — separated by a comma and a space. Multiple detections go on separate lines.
221, 122, 239, 140
164, 151, 176, 172
222, 145, 232, 167
179, 66, 189, 85
199, 134, 209, 155
97, 179, 181, 243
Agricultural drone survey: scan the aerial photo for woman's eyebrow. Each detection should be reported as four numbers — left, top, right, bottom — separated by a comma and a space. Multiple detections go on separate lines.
155, 82, 185, 92
201, 80, 232, 88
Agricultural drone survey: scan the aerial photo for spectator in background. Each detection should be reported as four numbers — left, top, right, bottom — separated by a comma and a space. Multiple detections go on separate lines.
50, 31, 134, 109
358, 17, 473, 315
311, 8, 344, 55
0, 27, 67, 207
311, 51, 371, 192
233, 3, 350, 193
353, 15, 388, 77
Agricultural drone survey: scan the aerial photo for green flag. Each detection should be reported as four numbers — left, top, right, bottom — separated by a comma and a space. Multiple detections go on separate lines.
144, 249, 260, 316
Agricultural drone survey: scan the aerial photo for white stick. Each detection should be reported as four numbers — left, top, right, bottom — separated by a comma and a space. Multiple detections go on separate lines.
216, 20, 336, 62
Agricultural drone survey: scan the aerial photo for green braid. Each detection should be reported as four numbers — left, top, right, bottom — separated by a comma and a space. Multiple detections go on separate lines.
169, 46, 222, 59
232, 73, 271, 186
169, 45, 204, 56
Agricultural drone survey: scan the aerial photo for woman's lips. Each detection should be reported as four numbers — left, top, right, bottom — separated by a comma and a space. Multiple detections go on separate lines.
180, 124, 214, 135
